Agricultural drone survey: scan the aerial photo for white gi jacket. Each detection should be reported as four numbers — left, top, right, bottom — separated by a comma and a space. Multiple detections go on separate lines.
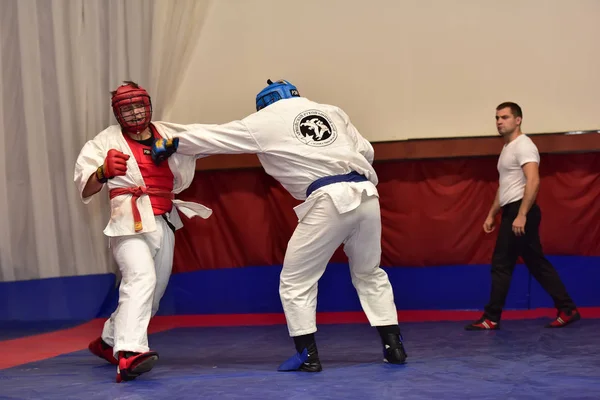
176, 97, 378, 221
74, 121, 212, 237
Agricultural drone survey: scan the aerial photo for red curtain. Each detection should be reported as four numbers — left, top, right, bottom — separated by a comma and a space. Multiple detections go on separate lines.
173, 153, 600, 273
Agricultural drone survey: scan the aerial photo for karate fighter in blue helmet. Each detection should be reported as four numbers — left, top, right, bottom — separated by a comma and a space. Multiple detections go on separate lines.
153, 79, 408, 371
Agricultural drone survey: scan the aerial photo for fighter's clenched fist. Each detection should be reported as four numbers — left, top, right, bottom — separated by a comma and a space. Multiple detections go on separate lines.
96, 149, 130, 183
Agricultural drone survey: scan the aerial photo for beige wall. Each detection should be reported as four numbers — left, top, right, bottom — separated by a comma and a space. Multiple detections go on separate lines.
167, 0, 600, 142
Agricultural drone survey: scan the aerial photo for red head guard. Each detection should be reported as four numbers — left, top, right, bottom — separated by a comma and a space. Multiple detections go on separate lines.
111, 82, 152, 134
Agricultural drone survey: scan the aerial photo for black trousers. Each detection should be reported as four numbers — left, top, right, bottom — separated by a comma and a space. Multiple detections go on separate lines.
483, 200, 576, 321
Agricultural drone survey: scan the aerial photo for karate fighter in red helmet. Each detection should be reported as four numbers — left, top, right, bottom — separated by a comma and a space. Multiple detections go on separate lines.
74, 81, 210, 382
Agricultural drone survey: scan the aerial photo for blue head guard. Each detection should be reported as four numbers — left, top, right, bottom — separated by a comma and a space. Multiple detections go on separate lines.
255, 79, 300, 111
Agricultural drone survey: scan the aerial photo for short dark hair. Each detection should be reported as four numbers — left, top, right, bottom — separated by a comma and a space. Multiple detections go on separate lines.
496, 102, 522, 119
111, 80, 140, 96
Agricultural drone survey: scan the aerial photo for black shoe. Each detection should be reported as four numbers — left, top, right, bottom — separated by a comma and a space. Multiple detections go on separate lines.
297, 339, 322, 372
381, 333, 407, 364
278, 334, 323, 372
298, 357, 323, 372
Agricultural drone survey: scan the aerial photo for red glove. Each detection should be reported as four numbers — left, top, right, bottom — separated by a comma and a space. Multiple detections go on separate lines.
96, 149, 130, 183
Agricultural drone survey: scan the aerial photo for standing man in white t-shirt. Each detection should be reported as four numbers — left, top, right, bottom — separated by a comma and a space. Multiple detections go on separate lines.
465, 102, 580, 331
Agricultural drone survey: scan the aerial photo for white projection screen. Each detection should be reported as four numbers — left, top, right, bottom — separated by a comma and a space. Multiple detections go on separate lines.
168, 0, 600, 142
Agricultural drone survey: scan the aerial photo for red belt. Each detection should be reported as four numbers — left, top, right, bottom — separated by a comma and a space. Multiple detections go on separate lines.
110, 187, 174, 232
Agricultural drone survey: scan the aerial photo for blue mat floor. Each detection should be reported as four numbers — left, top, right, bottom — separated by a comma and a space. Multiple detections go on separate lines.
1, 319, 599, 399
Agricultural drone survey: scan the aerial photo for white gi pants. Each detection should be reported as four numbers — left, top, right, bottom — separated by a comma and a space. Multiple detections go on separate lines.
279, 193, 398, 337
101, 215, 175, 355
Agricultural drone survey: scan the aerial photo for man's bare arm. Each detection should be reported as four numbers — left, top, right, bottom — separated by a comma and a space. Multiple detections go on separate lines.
487, 189, 501, 218
518, 162, 540, 216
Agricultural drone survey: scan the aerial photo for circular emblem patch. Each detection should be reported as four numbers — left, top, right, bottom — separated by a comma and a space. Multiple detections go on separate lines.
293, 110, 338, 147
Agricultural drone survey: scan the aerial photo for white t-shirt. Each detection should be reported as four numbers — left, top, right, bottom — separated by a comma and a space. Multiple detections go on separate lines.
497, 134, 540, 207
